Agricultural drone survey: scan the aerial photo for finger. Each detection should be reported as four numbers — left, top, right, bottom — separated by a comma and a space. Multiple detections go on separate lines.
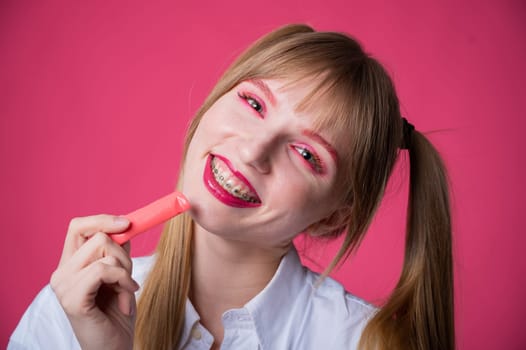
121, 242, 134, 275
122, 241, 131, 256
94, 258, 137, 317
52, 253, 126, 300
86, 262, 139, 296
52, 253, 133, 309
60, 215, 130, 264
55, 232, 132, 284
70, 215, 131, 237
60, 262, 139, 317
95, 284, 137, 317
118, 289, 136, 316
71, 233, 132, 273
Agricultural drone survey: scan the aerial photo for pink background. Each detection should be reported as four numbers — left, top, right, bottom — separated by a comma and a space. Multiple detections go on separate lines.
1, 1, 525, 349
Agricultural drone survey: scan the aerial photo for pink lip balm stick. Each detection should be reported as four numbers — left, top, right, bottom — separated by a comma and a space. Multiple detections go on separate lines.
110, 191, 190, 245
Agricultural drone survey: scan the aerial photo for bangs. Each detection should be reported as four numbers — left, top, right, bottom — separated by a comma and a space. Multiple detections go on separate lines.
294, 72, 359, 149
228, 34, 367, 156
190, 27, 380, 197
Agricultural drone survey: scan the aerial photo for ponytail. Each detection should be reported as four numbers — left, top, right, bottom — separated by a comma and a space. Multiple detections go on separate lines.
134, 212, 194, 349
359, 131, 455, 349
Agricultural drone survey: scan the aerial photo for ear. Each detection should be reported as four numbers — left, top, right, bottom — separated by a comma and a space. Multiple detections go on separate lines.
306, 206, 351, 238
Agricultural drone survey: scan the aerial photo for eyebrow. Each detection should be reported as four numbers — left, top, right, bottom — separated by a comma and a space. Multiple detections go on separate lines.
247, 79, 276, 107
302, 130, 339, 163
246, 79, 338, 164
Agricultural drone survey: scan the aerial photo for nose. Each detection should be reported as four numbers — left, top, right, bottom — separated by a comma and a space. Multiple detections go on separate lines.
238, 134, 275, 174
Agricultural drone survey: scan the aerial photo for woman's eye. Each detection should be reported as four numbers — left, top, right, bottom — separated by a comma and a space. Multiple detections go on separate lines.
292, 145, 324, 174
238, 92, 264, 115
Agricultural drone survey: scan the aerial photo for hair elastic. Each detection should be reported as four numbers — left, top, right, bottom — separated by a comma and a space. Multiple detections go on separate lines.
401, 117, 415, 150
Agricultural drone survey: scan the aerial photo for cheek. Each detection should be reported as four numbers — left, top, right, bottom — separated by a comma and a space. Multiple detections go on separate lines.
202, 96, 259, 137
180, 128, 209, 198
183, 104, 230, 157
270, 175, 333, 225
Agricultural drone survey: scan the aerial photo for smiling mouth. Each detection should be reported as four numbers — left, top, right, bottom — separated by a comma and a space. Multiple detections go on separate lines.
211, 157, 260, 203
204, 154, 261, 207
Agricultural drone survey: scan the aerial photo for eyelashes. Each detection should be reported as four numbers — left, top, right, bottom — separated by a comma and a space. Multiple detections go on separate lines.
292, 145, 324, 174
237, 91, 264, 116
237, 88, 326, 175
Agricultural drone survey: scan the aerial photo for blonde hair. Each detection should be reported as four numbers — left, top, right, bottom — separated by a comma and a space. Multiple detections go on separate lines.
135, 24, 454, 350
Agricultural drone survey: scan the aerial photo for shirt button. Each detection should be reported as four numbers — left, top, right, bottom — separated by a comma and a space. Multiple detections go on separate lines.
191, 327, 202, 340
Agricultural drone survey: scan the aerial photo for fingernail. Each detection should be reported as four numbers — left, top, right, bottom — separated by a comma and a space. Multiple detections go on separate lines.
132, 279, 140, 290
114, 216, 130, 227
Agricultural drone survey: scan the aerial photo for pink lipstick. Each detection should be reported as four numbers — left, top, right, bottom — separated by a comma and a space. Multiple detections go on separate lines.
203, 154, 261, 208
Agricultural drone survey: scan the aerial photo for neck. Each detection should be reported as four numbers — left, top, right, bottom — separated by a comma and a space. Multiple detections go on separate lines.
189, 225, 288, 345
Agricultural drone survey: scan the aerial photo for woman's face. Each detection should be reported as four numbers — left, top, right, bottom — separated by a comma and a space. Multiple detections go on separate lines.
182, 78, 342, 248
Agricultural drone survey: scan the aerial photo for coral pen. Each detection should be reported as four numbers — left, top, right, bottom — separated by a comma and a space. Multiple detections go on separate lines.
110, 191, 190, 245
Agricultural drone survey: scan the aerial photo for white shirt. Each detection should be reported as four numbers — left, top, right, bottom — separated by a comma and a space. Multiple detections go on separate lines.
9, 247, 376, 349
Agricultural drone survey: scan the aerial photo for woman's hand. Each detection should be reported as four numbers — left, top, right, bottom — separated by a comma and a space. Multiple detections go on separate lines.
50, 215, 139, 350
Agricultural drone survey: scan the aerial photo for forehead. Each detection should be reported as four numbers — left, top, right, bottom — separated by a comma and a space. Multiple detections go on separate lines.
262, 77, 352, 157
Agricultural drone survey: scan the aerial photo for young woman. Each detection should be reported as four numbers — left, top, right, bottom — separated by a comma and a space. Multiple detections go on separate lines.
10, 24, 454, 350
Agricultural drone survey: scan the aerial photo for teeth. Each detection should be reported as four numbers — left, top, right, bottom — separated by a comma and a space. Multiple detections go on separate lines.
232, 185, 242, 194
211, 157, 259, 203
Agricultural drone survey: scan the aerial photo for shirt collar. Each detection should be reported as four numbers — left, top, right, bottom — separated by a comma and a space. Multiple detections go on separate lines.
179, 246, 307, 349
178, 299, 201, 348
244, 245, 307, 349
